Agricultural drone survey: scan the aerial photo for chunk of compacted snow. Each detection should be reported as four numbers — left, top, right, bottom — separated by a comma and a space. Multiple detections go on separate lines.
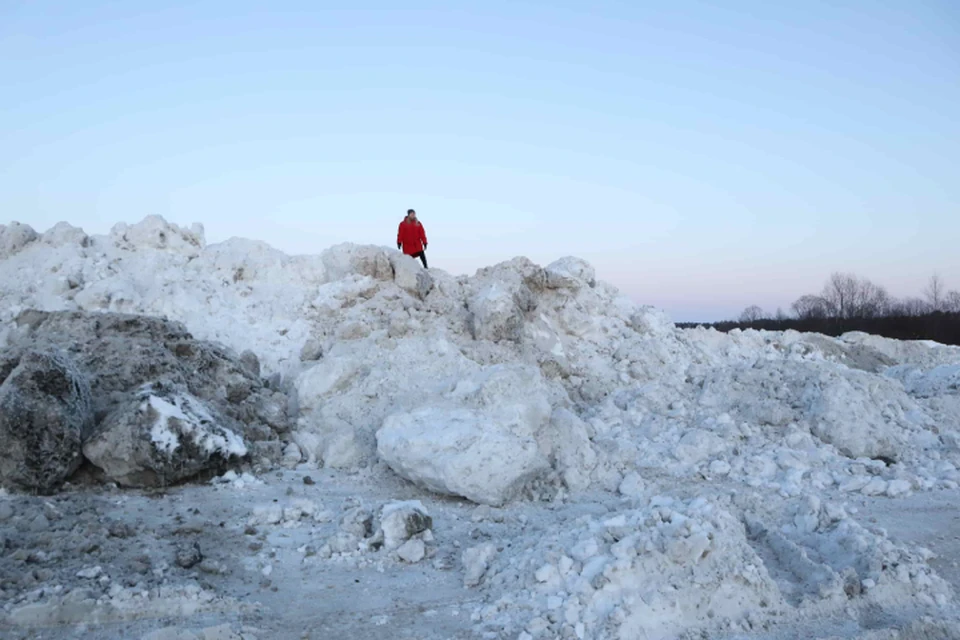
377, 407, 549, 507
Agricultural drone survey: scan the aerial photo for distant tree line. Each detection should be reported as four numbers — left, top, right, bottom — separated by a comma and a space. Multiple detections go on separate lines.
679, 273, 960, 346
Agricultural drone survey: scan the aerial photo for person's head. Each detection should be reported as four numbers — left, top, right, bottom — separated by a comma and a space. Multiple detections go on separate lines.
406, 209, 417, 221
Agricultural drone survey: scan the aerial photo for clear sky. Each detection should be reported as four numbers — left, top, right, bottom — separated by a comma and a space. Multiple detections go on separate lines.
2, 0, 958, 321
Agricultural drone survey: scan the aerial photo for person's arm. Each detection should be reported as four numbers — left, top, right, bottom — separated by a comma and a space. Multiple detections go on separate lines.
421, 224, 427, 249
397, 223, 402, 250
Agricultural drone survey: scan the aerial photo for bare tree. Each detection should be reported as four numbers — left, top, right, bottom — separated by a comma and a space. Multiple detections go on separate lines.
739, 305, 765, 322
894, 297, 931, 317
819, 272, 888, 318
791, 294, 834, 319
925, 274, 945, 311
821, 272, 858, 319
945, 290, 960, 313
859, 281, 891, 318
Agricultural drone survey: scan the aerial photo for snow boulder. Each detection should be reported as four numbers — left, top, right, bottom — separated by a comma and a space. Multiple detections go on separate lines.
544, 256, 595, 290
320, 243, 393, 282
0, 349, 94, 493
628, 305, 675, 337
389, 251, 435, 299
191, 237, 292, 285
466, 257, 543, 343
537, 408, 598, 492
804, 367, 919, 459
467, 282, 526, 343
293, 336, 501, 469
83, 383, 247, 487
463, 543, 498, 587
375, 500, 433, 550
377, 407, 550, 506
0, 221, 39, 259
291, 416, 363, 469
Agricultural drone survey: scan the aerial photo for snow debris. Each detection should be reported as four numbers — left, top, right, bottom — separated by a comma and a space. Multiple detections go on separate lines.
376, 500, 433, 551
248, 498, 325, 528
463, 543, 498, 588
141, 625, 257, 640
211, 470, 263, 489
7, 583, 235, 629
396, 538, 427, 564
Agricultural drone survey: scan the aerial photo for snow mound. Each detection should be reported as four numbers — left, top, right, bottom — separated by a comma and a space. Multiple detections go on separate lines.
3, 216, 960, 505
473, 496, 785, 639
471, 495, 951, 640
110, 215, 205, 257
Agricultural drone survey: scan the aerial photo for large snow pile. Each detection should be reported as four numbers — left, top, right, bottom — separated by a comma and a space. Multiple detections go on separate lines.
3, 215, 959, 503
2, 216, 960, 638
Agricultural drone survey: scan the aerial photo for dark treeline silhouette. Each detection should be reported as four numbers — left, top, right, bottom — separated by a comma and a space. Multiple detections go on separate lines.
678, 272, 960, 346
680, 312, 960, 345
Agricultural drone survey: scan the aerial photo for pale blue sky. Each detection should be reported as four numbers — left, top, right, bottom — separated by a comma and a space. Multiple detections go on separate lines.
2, 0, 958, 321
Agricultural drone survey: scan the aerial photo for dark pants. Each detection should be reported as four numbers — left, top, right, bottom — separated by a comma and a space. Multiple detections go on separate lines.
410, 251, 428, 268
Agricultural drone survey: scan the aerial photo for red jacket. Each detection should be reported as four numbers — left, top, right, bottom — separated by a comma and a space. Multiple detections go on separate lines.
397, 219, 427, 255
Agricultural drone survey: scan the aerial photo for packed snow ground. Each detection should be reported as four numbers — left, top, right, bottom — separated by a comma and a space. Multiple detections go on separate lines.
2, 216, 960, 639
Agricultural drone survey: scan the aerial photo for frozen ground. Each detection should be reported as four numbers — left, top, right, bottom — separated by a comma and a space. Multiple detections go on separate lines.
1, 471, 959, 640
1, 216, 959, 639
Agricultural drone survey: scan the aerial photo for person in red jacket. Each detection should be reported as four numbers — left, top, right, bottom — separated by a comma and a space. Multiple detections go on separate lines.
397, 209, 428, 268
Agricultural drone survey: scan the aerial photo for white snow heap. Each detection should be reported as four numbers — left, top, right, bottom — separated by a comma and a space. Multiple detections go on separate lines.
2, 215, 960, 505
388, 251, 434, 298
